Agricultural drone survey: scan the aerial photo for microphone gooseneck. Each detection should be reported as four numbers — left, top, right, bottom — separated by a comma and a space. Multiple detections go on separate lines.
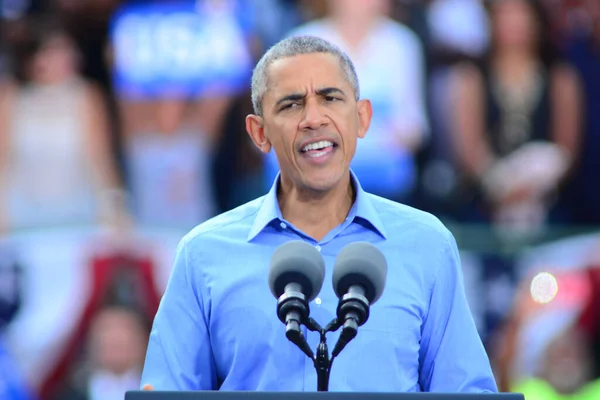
330, 242, 388, 359
331, 284, 368, 357
268, 240, 387, 391
268, 241, 325, 362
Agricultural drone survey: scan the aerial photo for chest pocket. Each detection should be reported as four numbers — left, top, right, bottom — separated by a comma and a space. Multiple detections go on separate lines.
324, 301, 423, 391
208, 270, 307, 382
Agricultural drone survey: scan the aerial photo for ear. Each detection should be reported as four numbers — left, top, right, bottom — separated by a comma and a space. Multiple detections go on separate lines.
245, 114, 272, 154
356, 99, 372, 139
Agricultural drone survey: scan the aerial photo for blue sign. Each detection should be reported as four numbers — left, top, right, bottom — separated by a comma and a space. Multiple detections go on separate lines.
110, 0, 255, 99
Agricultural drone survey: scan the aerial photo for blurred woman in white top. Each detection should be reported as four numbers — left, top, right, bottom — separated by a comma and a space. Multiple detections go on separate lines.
0, 17, 126, 234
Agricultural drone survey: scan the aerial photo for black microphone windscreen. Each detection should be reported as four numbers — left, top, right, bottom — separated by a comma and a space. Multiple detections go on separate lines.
332, 242, 387, 304
269, 240, 325, 302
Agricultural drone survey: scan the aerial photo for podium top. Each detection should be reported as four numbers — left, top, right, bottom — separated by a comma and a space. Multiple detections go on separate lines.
126, 391, 524, 400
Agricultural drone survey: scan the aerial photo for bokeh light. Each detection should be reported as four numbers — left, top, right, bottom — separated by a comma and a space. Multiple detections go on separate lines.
530, 271, 559, 304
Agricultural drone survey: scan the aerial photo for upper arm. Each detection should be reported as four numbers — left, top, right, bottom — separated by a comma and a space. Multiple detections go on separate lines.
549, 63, 582, 160
141, 239, 217, 390
82, 83, 112, 159
418, 231, 497, 393
81, 82, 122, 189
448, 63, 493, 178
0, 81, 16, 173
0, 81, 17, 205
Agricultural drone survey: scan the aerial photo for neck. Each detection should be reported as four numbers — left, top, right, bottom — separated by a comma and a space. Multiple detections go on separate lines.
493, 48, 537, 67
492, 50, 538, 83
330, 15, 377, 49
278, 172, 355, 242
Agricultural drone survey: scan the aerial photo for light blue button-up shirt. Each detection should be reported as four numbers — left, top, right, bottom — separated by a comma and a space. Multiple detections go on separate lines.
141, 172, 497, 393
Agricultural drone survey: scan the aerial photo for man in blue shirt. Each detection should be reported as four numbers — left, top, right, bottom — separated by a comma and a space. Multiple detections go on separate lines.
141, 35, 497, 393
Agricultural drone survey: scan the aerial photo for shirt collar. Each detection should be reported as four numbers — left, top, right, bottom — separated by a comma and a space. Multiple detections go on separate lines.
247, 170, 387, 242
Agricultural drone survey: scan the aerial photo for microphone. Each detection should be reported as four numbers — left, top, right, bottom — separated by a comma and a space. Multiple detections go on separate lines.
269, 240, 325, 358
331, 242, 387, 357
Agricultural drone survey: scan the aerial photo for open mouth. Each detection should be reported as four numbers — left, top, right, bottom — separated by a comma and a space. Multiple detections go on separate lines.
300, 140, 337, 158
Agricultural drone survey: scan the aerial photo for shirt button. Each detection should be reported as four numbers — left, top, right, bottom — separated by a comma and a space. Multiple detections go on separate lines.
280, 222, 287, 229
315, 245, 321, 252
315, 297, 322, 305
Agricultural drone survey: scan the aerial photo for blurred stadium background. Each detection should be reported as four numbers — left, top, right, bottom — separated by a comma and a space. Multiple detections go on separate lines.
0, 0, 599, 399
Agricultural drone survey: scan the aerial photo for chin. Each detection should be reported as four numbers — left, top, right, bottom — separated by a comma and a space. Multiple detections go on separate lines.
301, 168, 348, 192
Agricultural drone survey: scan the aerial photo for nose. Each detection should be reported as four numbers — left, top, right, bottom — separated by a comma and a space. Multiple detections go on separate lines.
299, 98, 328, 131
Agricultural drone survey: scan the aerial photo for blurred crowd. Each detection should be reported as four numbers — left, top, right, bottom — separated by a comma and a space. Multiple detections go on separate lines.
0, 0, 599, 399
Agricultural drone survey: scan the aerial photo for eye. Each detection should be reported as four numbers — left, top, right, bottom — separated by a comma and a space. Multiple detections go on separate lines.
280, 102, 300, 111
325, 96, 340, 102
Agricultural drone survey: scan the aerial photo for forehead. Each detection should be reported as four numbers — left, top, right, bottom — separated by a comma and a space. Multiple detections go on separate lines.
266, 52, 350, 96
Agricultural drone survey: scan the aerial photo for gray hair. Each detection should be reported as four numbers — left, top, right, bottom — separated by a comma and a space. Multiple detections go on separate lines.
250, 35, 360, 116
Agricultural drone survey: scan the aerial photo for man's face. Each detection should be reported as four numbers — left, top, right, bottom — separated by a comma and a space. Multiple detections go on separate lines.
247, 52, 371, 193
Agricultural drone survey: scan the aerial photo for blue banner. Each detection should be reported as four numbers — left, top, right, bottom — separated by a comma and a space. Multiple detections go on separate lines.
110, 0, 255, 99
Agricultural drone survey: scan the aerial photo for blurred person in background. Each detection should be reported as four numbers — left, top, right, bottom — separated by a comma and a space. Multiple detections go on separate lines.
448, 0, 582, 236
560, 0, 600, 225
513, 323, 600, 399
494, 257, 600, 393
401, 0, 491, 218
0, 16, 127, 234
111, 0, 251, 224
122, 95, 220, 230
48, 0, 120, 89
55, 305, 149, 400
51, 0, 126, 179
502, 265, 600, 398
264, 0, 429, 204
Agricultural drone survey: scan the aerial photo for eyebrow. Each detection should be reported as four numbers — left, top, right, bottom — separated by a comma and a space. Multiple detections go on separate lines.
317, 87, 345, 97
274, 87, 346, 108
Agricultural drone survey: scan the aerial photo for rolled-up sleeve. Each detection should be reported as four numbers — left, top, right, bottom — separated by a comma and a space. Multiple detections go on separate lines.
141, 239, 217, 390
418, 231, 498, 393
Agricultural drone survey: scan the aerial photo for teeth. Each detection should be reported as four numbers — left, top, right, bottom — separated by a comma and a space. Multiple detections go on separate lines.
302, 140, 333, 152
308, 150, 328, 158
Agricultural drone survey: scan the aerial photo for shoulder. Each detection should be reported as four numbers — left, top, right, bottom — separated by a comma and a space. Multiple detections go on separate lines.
448, 61, 485, 97
0, 78, 17, 95
548, 62, 580, 87
179, 196, 265, 247
367, 194, 462, 285
77, 79, 109, 115
379, 18, 421, 46
367, 193, 455, 247
547, 62, 581, 108
451, 61, 484, 82
80, 80, 105, 102
374, 18, 424, 60
0, 80, 18, 137
0, 79, 18, 108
